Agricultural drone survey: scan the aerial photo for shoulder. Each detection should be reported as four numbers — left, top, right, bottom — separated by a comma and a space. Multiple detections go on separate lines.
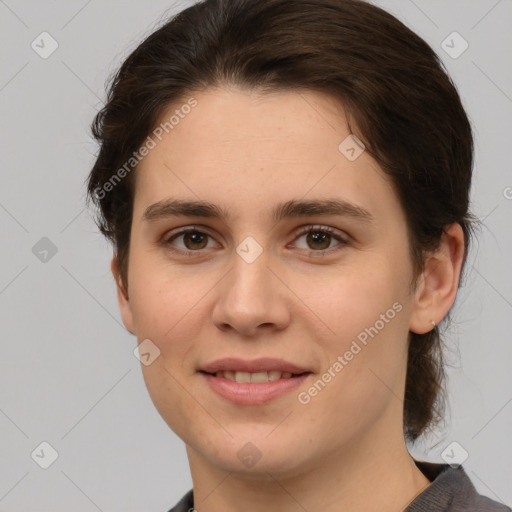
164, 489, 194, 512
408, 460, 511, 512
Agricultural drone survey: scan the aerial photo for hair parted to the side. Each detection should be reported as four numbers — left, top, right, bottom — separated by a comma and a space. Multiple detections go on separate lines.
85, 0, 476, 442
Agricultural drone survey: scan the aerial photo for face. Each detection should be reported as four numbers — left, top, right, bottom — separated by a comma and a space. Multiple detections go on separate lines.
115, 87, 423, 478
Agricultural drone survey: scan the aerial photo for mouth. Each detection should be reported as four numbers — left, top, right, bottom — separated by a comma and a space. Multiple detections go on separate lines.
199, 369, 311, 382
198, 358, 313, 405
198, 358, 313, 406
199, 356, 311, 376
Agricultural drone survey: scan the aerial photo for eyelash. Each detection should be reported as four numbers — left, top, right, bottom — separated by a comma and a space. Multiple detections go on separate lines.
161, 224, 348, 258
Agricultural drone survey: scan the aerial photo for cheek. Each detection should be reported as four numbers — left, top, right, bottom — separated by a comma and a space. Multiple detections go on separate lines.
127, 246, 203, 340
129, 267, 212, 435
298, 254, 408, 344
291, 256, 411, 415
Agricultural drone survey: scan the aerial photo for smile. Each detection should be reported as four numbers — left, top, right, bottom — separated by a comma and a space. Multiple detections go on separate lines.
200, 370, 312, 405
203, 370, 304, 382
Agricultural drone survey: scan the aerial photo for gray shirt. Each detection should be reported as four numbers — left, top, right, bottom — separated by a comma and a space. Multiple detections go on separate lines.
165, 460, 511, 512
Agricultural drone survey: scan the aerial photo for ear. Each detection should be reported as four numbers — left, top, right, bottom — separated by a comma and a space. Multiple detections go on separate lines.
111, 256, 135, 335
409, 223, 465, 334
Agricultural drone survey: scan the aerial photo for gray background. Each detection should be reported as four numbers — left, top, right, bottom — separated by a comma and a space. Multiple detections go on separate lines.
0, 0, 511, 510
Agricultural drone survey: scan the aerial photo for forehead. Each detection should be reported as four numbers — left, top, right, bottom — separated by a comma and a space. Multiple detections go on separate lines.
132, 87, 400, 225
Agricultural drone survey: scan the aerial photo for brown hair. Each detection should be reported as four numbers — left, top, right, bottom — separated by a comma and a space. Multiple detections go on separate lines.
86, 0, 475, 442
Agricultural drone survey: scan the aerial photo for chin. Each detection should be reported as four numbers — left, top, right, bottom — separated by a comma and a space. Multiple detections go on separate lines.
188, 430, 314, 479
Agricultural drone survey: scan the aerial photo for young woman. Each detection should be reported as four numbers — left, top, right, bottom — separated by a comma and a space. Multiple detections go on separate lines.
86, 0, 510, 510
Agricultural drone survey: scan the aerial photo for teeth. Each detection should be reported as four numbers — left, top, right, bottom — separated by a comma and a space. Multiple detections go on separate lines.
214, 370, 296, 382
249, 371, 268, 383
235, 371, 251, 383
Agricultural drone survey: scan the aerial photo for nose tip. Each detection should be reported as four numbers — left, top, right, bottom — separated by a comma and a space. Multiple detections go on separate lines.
211, 258, 291, 336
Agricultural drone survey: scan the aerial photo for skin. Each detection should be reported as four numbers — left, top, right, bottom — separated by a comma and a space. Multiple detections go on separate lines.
112, 87, 465, 512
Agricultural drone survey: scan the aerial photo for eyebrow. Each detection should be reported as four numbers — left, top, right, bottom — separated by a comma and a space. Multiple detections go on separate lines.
142, 197, 374, 224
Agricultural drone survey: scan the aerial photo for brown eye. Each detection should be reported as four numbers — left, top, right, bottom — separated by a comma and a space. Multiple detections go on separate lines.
293, 226, 347, 253
163, 227, 217, 254
182, 231, 209, 250
305, 231, 332, 250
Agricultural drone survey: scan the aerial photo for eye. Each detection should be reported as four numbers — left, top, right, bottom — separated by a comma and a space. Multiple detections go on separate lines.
161, 224, 348, 257
292, 225, 347, 253
162, 227, 218, 254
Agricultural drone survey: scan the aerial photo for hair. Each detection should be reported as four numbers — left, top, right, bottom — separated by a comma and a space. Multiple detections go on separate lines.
86, 0, 476, 442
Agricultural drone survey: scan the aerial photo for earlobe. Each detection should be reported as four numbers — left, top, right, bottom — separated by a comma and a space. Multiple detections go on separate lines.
409, 223, 465, 334
111, 256, 136, 335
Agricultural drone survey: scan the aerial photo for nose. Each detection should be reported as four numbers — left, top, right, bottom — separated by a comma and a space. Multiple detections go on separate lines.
211, 247, 291, 337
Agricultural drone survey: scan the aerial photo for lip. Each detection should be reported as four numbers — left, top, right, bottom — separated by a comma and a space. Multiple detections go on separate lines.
200, 372, 312, 405
199, 357, 310, 374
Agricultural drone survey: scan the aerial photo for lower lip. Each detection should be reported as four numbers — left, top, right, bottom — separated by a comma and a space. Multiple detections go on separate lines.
200, 372, 311, 405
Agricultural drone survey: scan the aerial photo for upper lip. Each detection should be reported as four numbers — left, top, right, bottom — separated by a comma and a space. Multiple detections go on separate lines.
200, 358, 311, 374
